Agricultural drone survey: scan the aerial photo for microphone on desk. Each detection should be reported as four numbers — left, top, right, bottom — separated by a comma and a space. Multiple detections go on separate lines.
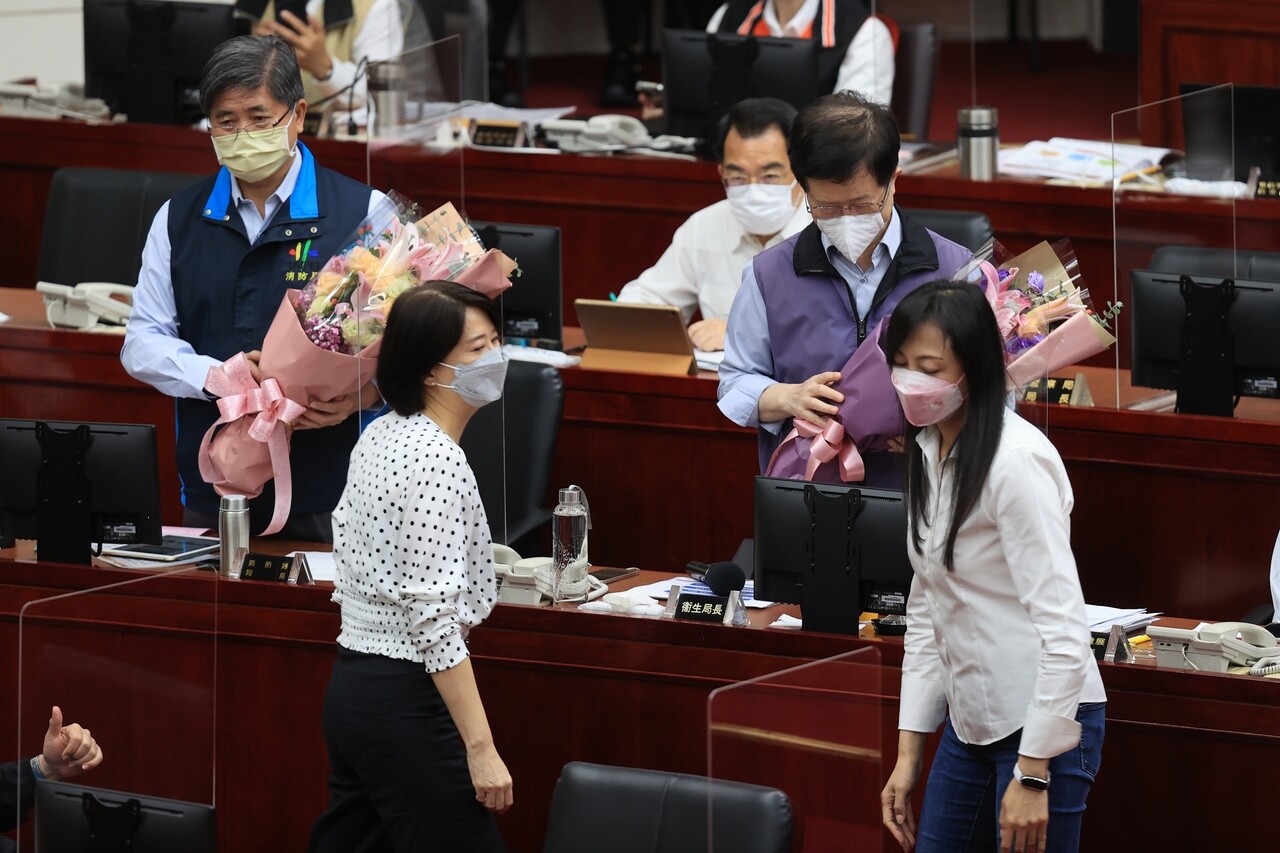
705, 561, 746, 597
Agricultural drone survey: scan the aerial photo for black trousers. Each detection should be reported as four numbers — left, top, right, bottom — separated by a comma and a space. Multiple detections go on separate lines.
308, 648, 506, 853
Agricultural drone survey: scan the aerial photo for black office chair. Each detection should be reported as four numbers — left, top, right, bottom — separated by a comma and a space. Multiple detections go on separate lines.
542, 762, 793, 853
903, 208, 994, 254
458, 360, 563, 555
38, 167, 201, 286
891, 21, 939, 141
1149, 245, 1280, 283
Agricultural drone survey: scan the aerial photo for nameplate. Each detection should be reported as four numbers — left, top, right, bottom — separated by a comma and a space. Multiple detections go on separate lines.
1019, 373, 1094, 407
238, 553, 296, 584
673, 592, 730, 623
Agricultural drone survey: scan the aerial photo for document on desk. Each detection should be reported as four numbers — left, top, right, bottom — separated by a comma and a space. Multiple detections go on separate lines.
999, 138, 1179, 184
629, 577, 773, 608
694, 348, 724, 372
289, 551, 337, 582
1086, 604, 1158, 632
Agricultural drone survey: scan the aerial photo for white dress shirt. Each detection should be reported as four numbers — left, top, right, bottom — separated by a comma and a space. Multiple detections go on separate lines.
899, 409, 1107, 759
303, 0, 405, 112
616, 198, 809, 323
717, 209, 902, 431
706, 0, 895, 105
120, 151, 387, 399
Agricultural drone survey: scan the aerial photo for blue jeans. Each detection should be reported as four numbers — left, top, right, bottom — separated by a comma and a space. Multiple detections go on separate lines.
916, 703, 1105, 853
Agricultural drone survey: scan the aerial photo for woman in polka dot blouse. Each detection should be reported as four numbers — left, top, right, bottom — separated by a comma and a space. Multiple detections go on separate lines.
310, 282, 513, 852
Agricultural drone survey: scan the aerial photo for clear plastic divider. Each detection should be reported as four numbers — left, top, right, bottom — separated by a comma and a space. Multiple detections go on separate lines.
16, 568, 218, 850
708, 647, 886, 851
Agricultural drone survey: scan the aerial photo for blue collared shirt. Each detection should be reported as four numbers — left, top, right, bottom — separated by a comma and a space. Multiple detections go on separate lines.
121, 152, 385, 399
717, 210, 903, 432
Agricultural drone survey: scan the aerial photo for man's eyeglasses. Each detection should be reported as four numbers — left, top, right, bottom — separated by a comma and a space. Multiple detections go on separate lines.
209, 105, 295, 139
722, 173, 793, 189
806, 184, 891, 219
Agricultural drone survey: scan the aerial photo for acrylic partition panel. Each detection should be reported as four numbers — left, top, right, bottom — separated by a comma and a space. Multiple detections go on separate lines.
15, 568, 218, 851
707, 647, 888, 852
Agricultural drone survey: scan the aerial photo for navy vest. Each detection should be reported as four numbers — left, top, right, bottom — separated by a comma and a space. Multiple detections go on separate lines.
751, 209, 974, 484
168, 143, 373, 518
717, 0, 869, 95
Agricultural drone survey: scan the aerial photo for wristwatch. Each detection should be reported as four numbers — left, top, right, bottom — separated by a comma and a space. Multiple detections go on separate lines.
1013, 763, 1050, 791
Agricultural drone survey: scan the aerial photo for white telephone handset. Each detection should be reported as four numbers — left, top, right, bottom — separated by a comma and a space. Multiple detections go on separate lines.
1149, 620, 1280, 674
36, 281, 134, 330
491, 544, 607, 605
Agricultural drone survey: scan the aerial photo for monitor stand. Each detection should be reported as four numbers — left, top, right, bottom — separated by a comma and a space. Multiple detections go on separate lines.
35, 422, 94, 565
1175, 275, 1236, 417
799, 485, 864, 636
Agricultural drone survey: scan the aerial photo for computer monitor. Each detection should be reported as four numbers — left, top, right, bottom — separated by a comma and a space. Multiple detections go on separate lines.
753, 477, 913, 635
35, 780, 214, 853
1130, 269, 1280, 415
662, 29, 821, 145
470, 221, 564, 349
0, 419, 163, 564
83, 0, 249, 125
1180, 83, 1280, 182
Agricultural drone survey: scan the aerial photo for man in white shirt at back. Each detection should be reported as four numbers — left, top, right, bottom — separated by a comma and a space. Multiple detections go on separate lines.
616, 97, 807, 351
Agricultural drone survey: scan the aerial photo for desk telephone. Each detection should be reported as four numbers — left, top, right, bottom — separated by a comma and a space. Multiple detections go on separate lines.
491, 544, 608, 606
36, 281, 133, 331
1148, 621, 1280, 675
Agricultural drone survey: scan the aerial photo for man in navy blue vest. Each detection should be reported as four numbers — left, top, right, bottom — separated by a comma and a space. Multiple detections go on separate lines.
718, 91, 972, 486
122, 35, 384, 542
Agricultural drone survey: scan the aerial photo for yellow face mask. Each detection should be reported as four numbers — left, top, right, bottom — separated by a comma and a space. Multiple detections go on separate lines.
211, 119, 296, 184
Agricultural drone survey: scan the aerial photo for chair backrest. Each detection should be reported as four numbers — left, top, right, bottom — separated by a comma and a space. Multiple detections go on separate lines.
1150, 245, 1280, 283
38, 167, 201, 286
542, 762, 793, 853
903, 208, 993, 253
458, 360, 564, 550
891, 21, 938, 140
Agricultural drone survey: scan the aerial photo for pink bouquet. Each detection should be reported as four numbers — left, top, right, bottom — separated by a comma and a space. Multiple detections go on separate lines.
960, 239, 1123, 390
198, 195, 519, 534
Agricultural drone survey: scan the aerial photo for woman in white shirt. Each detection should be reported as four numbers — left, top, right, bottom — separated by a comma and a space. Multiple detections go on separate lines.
309, 282, 512, 852
879, 281, 1106, 853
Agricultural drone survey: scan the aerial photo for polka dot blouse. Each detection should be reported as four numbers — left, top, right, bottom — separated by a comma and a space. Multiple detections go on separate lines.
331, 412, 497, 673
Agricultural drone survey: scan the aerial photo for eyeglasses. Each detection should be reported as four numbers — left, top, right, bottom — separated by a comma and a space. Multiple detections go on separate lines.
721, 173, 793, 189
806, 184, 891, 219
209, 104, 295, 138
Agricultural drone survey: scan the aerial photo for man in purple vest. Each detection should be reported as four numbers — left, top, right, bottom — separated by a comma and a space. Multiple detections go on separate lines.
718, 90, 973, 485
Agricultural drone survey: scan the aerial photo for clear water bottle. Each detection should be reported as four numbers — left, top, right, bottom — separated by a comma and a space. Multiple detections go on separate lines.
551, 485, 590, 602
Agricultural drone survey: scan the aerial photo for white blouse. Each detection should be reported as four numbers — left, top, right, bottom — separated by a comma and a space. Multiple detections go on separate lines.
899, 409, 1107, 759
331, 412, 497, 673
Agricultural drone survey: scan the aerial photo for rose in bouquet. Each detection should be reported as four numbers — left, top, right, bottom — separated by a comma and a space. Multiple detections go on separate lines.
958, 238, 1123, 390
765, 320, 904, 485
198, 194, 519, 534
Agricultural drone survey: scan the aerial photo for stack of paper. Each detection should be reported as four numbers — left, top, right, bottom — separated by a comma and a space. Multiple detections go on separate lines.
1085, 604, 1159, 633
999, 137, 1180, 184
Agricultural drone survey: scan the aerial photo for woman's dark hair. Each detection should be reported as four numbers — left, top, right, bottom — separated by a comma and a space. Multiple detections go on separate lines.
884, 280, 1007, 571
788, 90, 900, 191
377, 281, 501, 416
713, 97, 798, 162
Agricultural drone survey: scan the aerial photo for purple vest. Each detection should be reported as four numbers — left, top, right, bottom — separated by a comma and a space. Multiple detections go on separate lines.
752, 211, 974, 483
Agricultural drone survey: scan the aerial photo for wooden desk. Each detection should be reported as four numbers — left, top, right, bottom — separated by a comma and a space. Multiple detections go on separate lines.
0, 554, 1276, 852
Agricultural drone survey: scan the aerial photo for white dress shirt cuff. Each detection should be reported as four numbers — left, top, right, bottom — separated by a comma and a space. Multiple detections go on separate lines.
1017, 706, 1082, 759
898, 674, 948, 734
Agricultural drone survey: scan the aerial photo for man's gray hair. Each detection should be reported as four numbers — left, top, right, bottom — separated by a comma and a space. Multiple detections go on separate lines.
199, 35, 304, 116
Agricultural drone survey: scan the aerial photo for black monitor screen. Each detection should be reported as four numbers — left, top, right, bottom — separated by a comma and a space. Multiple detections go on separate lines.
1180, 83, 1280, 182
470, 221, 564, 349
1130, 269, 1280, 401
0, 420, 162, 560
35, 780, 214, 853
84, 0, 249, 125
662, 29, 820, 144
754, 477, 912, 634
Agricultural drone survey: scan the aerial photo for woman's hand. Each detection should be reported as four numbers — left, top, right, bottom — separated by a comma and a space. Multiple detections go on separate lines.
467, 743, 513, 814
881, 757, 921, 851
999, 783, 1048, 852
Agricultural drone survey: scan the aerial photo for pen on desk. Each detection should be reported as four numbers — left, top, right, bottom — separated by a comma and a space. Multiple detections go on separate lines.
1114, 164, 1162, 184
608, 292, 618, 302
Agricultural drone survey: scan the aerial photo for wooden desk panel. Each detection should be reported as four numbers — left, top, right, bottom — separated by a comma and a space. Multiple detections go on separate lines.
1, 557, 1277, 852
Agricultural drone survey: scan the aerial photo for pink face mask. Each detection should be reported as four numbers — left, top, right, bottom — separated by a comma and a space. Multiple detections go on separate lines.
891, 367, 967, 427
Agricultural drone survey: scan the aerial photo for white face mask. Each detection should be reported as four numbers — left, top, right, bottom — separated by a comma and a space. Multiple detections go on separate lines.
437, 346, 509, 408
211, 120, 296, 184
725, 181, 798, 236
815, 211, 886, 263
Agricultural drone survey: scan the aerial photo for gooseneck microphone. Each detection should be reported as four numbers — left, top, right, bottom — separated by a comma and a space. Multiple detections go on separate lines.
705, 561, 746, 597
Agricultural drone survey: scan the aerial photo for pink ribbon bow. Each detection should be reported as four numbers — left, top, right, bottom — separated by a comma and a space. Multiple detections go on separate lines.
790, 417, 865, 483
198, 353, 307, 536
